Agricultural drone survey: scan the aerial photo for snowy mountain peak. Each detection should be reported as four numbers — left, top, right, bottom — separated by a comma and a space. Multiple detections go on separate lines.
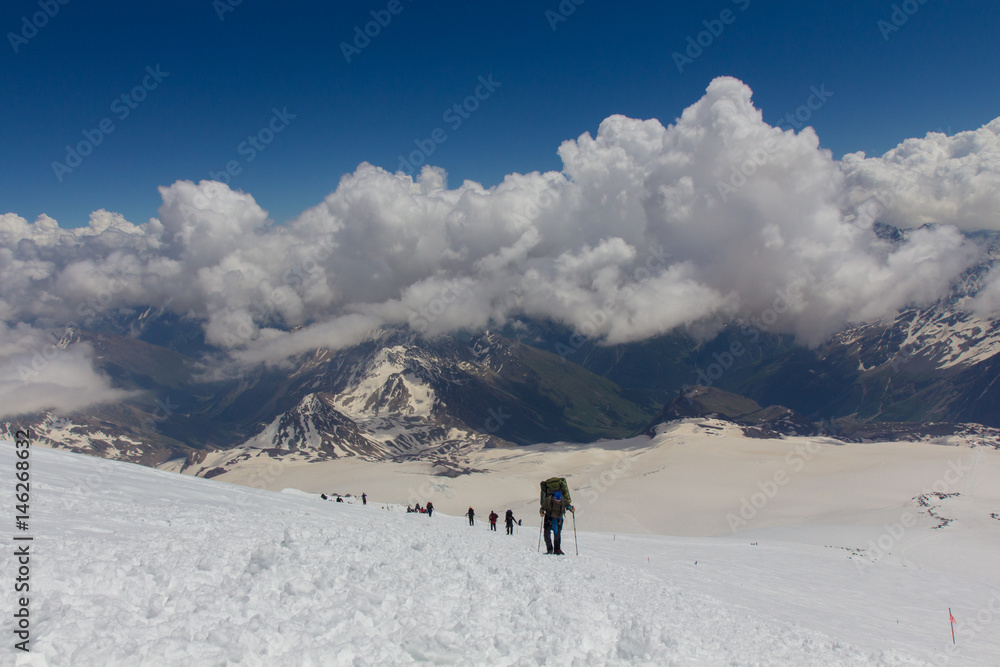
243, 393, 386, 458
836, 305, 1000, 372
333, 345, 438, 419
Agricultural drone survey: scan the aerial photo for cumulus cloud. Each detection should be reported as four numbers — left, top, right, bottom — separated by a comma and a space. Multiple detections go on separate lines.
841, 117, 1000, 232
1, 76, 998, 417
0, 323, 136, 417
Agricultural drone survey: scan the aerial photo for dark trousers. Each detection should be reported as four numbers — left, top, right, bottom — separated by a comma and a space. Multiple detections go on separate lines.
506, 523, 514, 535
468, 516, 474, 526
490, 522, 497, 531
543, 515, 563, 553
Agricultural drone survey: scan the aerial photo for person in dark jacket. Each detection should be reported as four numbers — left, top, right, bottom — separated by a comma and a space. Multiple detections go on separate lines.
504, 509, 516, 535
426, 501, 434, 517
361, 493, 367, 505
540, 490, 573, 555
467, 507, 475, 526
488, 511, 499, 531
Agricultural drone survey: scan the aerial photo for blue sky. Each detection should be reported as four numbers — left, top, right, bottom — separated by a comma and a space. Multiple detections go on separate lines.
2, 0, 999, 228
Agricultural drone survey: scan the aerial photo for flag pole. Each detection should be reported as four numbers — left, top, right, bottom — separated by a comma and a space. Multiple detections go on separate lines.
949, 608, 956, 644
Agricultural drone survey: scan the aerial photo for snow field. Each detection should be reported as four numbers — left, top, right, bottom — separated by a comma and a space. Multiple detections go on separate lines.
0, 443, 941, 666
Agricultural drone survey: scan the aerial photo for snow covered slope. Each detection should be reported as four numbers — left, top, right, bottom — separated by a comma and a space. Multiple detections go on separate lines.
175, 420, 1000, 553
4, 437, 999, 665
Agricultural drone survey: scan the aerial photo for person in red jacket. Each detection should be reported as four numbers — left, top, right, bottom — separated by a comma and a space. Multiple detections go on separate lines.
488, 511, 499, 531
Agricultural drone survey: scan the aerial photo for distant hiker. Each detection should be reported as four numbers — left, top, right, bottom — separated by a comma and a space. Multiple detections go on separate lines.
321, 493, 328, 500
489, 511, 499, 531
362, 493, 367, 506
467, 507, 475, 526
540, 477, 574, 555
414, 503, 421, 512
504, 509, 516, 535
336, 496, 344, 503
426, 501, 434, 517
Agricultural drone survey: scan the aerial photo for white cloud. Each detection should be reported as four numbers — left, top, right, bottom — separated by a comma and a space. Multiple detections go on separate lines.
841, 117, 1000, 232
0, 323, 136, 419
0, 75, 996, 396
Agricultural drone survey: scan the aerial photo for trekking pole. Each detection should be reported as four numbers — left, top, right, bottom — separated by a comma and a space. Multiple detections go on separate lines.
537, 521, 543, 552
572, 510, 578, 556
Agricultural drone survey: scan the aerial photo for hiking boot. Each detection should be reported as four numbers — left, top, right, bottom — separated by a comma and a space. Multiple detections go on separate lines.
554, 549, 565, 555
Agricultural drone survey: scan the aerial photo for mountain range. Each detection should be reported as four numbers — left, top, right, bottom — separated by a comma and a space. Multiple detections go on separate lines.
4, 228, 999, 472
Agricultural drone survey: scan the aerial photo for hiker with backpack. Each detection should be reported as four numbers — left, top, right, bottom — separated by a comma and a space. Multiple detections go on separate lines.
467, 507, 475, 526
504, 509, 516, 535
489, 511, 499, 531
426, 501, 433, 517
539, 477, 574, 555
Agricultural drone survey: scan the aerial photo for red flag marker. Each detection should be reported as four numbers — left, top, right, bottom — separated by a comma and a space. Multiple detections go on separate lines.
949, 608, 956, 644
